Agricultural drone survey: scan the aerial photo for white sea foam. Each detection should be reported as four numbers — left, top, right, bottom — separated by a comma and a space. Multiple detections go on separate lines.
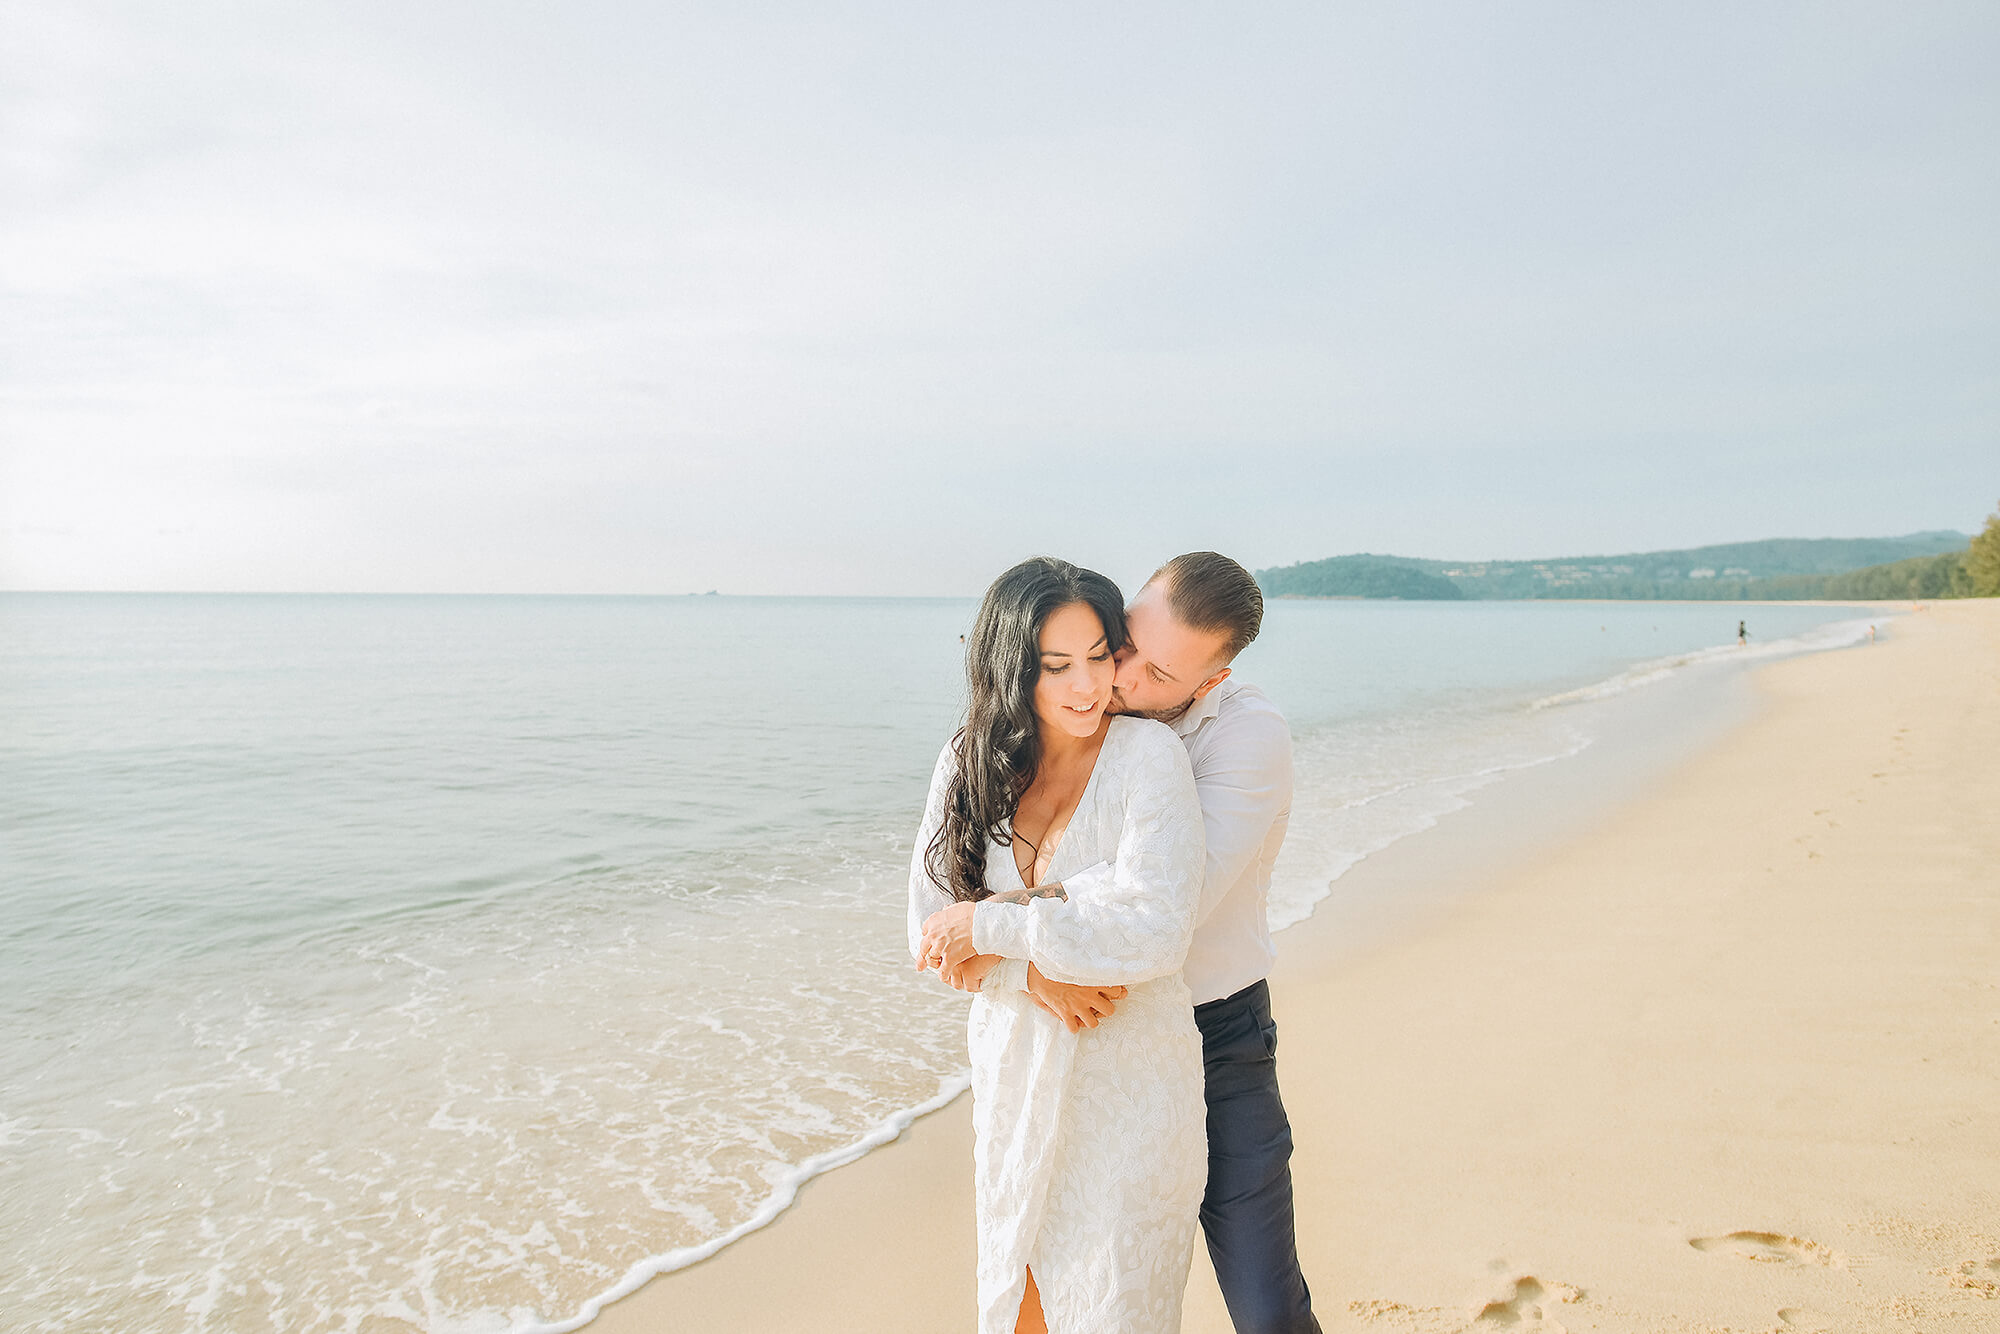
0, 841, 974, 1334
494, 1073, 972, 1334
1270, 707, 1593, 932
1271, 729, 1591, 932
1530, 616, 1880, 710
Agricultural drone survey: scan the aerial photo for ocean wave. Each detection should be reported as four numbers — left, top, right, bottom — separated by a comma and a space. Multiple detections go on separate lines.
1269, 712, 1591, 932
1530, 615, 1881, 709
498, 1073, 971, 1334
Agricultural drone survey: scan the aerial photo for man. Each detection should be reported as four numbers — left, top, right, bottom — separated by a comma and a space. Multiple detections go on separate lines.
922, 551, 1320, 1334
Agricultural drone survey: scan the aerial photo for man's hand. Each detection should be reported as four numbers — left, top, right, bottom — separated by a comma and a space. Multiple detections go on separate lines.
918, 901, 979, 974
1025, 965, 1126, 1033
939, 952, 1003, 992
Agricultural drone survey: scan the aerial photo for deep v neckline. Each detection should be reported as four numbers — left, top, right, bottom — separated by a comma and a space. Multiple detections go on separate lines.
1007, 721, 1116, 890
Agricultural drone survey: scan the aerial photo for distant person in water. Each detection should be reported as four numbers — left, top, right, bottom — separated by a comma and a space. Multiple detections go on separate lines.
1738, 620, 1748, 646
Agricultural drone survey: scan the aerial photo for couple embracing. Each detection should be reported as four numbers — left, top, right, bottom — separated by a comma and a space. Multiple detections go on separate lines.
910, 552, 1321, 1334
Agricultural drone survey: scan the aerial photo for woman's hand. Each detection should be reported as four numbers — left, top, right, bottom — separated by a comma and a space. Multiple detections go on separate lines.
940, 952, 1003, 992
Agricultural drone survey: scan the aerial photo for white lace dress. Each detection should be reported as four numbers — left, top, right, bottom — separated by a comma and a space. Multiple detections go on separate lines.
907, 716, 1209, 1334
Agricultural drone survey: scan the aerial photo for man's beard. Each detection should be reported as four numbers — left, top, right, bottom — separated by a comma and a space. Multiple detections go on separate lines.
1108, 688, 1195, 724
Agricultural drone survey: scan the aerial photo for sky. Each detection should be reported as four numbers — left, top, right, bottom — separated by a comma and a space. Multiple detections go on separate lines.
3, 1, 1995, 595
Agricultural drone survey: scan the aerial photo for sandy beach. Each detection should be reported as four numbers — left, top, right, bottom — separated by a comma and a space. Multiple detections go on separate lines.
593, 598, 2000, 1334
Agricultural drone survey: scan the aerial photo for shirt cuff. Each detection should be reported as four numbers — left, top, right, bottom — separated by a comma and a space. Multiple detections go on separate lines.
972, 900, 1033, 960
983, 957, 1030, 996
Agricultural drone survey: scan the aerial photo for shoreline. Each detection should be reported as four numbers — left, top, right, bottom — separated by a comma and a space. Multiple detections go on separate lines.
590, 599, 1996, 1332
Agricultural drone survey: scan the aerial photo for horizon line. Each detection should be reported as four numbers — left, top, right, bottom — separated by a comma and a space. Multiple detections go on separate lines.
3, 526, 1975, 600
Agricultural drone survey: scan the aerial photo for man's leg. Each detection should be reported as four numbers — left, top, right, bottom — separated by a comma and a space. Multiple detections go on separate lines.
1195, 980, 1321, 1334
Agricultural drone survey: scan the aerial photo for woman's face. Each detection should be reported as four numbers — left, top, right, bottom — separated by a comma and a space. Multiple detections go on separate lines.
1032, 601, 1115, 740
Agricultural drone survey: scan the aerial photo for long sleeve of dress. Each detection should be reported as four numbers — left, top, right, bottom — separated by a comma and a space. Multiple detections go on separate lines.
970, 723, 1205, 988
906, 741, 1046, 999
907, 739, 960, 964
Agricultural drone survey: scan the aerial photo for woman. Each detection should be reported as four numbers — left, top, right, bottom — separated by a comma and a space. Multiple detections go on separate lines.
908, 556, 1208, 1334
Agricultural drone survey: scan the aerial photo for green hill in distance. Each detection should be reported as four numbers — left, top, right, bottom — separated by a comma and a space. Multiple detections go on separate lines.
1258, 531, 1973, 601
1255, 555, 1466, 600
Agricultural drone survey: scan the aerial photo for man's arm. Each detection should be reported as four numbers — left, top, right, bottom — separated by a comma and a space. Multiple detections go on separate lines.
972, 702, 1293, 951
930, 947, 1126, 1032
967, 726, 1205, 987
928, 703, 1289, 981
920, 870, 1097, 977
997, 702, 1291, 933
926, 879, 1130, 1030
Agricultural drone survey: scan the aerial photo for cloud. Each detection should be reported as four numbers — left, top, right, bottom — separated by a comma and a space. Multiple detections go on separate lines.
3, 2, 1995, 592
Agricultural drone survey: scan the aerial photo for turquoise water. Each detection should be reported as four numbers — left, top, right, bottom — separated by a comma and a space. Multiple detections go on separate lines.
0, 593, 1882, 1333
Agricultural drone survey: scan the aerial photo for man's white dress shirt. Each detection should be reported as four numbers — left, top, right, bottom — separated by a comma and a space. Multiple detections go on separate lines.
974, 677, 1294, 1007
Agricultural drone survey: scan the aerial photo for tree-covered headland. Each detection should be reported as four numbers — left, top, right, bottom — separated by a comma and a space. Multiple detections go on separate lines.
1259, 508, 2000, 601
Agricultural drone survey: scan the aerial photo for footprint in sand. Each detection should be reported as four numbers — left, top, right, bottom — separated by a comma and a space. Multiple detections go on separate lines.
1345, 1297, 1450, 1328
1945, 1257, 2000, 1296
1777, 1308, 1834, 1331
1688, 1232, 1840, 1268
1472, 1276, 1585, 1327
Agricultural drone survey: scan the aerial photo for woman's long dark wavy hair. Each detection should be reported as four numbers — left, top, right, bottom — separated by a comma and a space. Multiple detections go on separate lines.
925, 556, 1128, 902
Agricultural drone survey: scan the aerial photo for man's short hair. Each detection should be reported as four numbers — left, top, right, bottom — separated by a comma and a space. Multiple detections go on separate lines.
1147, 551, 1264, 663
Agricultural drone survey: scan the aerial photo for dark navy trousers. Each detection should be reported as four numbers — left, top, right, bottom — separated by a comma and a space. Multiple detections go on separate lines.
1193, 979, 1322, 1334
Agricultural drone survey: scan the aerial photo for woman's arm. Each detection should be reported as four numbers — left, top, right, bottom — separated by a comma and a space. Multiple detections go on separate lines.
967, 724, 1205, 987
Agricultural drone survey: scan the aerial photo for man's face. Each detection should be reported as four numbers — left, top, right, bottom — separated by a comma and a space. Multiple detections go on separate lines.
1110, 580, 1232, 721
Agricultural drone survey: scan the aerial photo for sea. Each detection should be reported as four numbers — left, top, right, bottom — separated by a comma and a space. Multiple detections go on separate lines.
0, 592, 1887, 1333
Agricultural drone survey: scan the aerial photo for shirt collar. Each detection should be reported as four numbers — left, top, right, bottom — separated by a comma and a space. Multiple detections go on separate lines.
1167, 678, 1226, 739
